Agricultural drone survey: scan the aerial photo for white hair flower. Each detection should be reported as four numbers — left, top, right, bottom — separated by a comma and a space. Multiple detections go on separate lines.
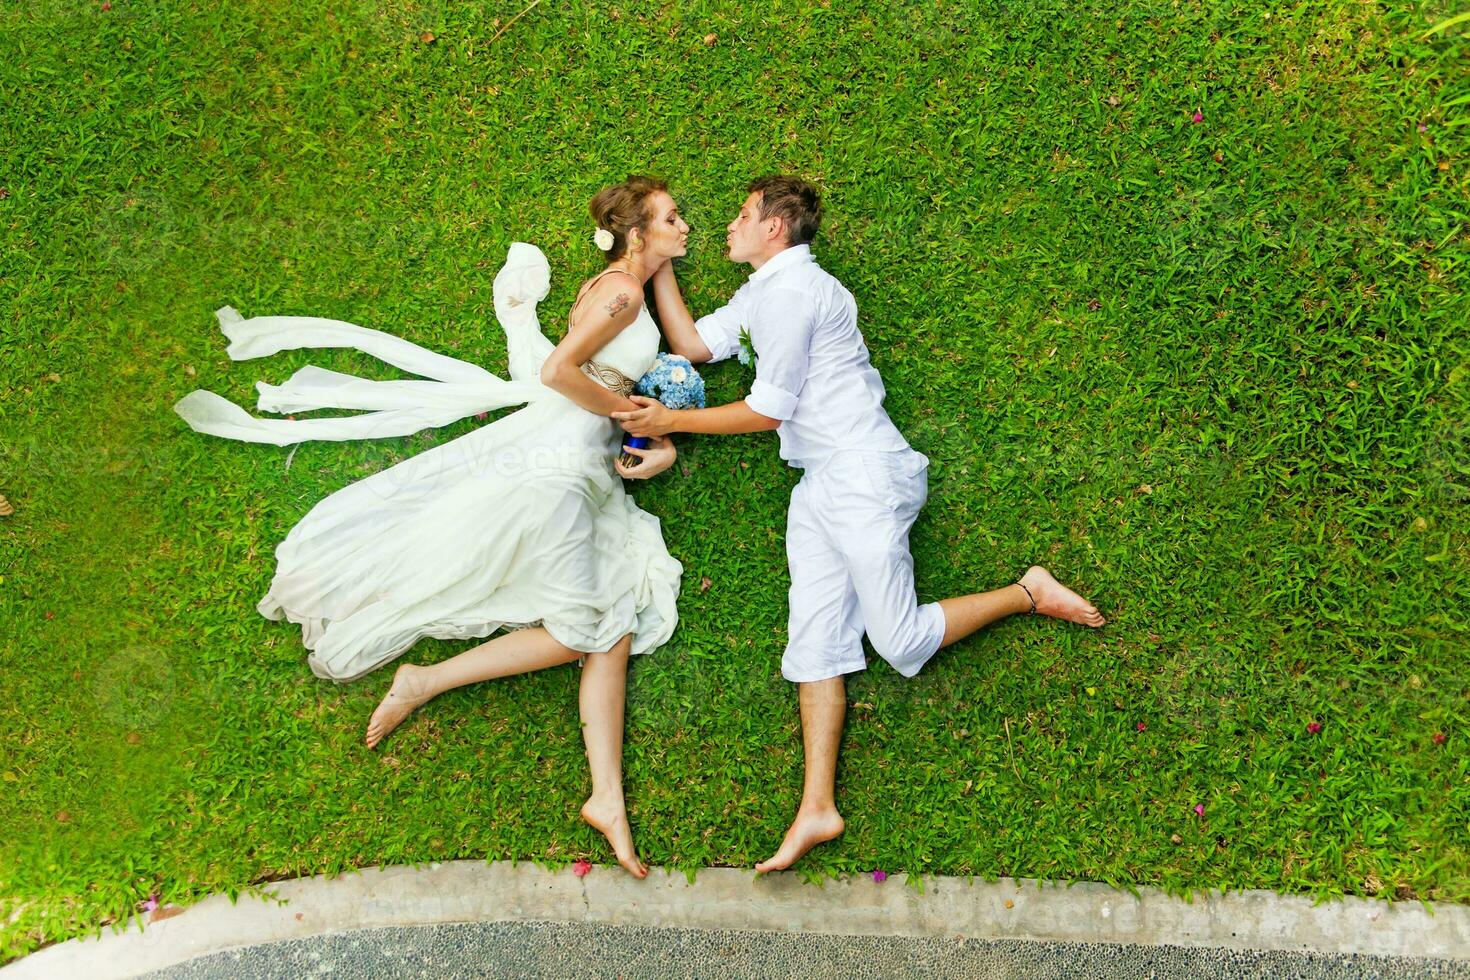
593, 228, 615, 251
669, 366, 687, 384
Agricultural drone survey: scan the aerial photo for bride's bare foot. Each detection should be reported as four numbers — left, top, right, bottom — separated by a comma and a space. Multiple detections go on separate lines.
1018, 566, 1106, 627
754, 806, 845, 873
580, 794, 648, 879
365, 663, 436, 749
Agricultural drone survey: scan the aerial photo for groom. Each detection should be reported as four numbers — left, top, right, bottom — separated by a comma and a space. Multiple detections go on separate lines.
615, 176, 1106, 871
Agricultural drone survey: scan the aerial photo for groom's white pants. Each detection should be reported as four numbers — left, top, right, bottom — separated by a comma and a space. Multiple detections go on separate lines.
782, 448, 947, 683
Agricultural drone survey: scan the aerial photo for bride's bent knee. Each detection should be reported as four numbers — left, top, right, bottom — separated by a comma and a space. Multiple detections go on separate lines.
588, 634, 634, 660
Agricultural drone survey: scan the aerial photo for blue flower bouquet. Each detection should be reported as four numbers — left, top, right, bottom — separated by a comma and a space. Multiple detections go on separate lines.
621, 353, 705, 467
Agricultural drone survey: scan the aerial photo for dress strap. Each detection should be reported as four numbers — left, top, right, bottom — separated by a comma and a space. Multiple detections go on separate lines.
567, 267, 641, 327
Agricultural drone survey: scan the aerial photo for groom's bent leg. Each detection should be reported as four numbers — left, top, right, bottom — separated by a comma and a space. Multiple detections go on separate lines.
936, 587, 1033, 646
824, 451, 946, 677
934, 569, 1108, 643
847, 535, 946, 677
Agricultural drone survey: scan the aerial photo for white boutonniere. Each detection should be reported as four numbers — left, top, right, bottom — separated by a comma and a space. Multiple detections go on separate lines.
737, 325, 757, 366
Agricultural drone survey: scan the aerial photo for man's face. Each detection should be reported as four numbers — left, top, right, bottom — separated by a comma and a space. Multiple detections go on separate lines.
725, 191, 775, 264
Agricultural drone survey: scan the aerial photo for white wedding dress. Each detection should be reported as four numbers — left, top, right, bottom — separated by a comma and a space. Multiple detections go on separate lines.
174, 243, 682, 682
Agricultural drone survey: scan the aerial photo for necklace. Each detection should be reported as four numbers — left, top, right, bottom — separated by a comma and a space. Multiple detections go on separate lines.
609, 255, 645, 281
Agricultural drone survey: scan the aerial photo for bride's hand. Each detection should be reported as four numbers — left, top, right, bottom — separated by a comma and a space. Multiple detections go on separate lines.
615, 435, 677, 480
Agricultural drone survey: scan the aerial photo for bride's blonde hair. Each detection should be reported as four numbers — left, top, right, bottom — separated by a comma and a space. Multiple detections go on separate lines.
589, 175, 668, 262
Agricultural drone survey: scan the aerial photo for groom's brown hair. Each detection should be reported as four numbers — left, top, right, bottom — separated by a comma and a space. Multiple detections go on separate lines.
749, 176, 822, 246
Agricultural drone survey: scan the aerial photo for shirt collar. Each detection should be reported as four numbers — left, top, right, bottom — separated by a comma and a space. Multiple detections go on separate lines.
749, 244, 814, 282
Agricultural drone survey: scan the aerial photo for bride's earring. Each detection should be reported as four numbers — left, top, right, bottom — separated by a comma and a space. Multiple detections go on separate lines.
625, 232, 645, 275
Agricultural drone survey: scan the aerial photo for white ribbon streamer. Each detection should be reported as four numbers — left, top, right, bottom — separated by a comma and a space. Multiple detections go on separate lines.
174, 242, 556, 446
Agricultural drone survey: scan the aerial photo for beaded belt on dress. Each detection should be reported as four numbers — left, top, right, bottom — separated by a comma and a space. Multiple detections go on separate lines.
582, 361, 636, 396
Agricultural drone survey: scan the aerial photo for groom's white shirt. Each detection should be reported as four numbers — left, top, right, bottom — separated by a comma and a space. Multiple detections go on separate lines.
693, 244, 909, 469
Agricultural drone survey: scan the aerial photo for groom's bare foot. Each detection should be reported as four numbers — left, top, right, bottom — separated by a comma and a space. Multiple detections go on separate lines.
755, 806, 845, 873
365, 663, 435, 749
1019, 566, 1106, 627
581, 794, 648, 879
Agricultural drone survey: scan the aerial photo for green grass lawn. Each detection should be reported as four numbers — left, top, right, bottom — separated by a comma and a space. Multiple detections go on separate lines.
2, 0, 1467, 962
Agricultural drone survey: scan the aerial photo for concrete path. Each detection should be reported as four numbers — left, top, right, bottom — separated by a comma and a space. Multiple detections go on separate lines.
5, 862, 1468, 979
140, 921, 1469, 979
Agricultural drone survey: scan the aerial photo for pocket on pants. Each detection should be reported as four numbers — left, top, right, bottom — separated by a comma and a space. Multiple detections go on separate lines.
851, 450, 928, 518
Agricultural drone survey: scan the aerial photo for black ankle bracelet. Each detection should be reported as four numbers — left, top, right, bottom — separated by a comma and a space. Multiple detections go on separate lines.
1016, 581, 1036, 614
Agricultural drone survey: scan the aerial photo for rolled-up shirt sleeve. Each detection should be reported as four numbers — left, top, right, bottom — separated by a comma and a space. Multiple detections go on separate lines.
744, 288, 816, 422
693, 290, 746, 363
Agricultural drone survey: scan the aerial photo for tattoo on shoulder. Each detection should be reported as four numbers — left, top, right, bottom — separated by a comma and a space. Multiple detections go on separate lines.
605, 292, 631, 318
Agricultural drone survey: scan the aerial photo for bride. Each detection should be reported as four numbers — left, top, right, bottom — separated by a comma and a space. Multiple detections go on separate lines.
174, 176, 692, 877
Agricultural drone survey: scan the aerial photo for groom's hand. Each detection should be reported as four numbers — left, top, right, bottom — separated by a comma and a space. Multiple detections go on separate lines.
613, 395, 675, 437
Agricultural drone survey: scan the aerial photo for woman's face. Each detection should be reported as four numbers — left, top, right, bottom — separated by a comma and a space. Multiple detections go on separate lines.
635, 191, 689, 262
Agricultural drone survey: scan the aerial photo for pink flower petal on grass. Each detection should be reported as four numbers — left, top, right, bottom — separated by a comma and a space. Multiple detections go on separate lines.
141, 894, 159, 913
1307, 721, 1322, 734
572, 859, 592, 877
1192, 111, 1204, 123
1194, 803, 1206, 817
1136, 722, 1147, 732
872, 870, 888, 883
